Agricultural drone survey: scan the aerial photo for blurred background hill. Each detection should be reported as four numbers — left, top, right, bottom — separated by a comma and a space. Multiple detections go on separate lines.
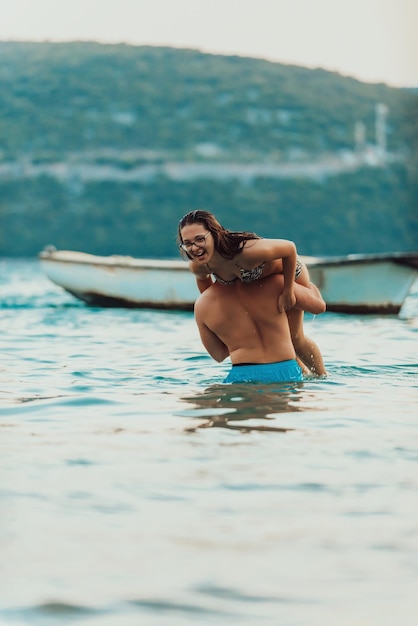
0, 41, 417, 257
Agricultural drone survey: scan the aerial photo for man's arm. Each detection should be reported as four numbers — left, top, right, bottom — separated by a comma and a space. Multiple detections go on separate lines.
197, 322, 229, 362
194, 299, 229, 362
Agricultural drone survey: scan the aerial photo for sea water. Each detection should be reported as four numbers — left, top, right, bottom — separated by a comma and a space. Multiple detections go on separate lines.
0, 258, 417, 626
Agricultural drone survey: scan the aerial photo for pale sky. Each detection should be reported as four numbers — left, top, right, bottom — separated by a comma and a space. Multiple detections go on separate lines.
1, 0, 417, 88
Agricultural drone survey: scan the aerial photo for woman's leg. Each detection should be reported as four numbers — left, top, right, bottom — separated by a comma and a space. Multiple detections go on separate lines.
286, 308, 327, 376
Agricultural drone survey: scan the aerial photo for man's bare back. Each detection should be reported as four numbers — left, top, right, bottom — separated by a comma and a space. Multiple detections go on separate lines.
194, 273, 324, 374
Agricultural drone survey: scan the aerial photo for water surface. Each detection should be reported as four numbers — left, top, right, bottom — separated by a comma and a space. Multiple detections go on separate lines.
1, 259, 417, 625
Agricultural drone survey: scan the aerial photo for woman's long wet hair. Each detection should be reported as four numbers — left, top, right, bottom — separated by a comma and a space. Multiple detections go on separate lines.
177, 210, 260, 260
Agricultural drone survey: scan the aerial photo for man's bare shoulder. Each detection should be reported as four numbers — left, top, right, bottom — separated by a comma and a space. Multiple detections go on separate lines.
194, 284, 214, 314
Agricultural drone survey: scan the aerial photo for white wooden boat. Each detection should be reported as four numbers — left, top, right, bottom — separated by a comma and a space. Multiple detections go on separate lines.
39, 248, 418, 314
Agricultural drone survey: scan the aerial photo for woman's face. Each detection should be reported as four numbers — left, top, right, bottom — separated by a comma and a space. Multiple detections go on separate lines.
180, 222, 214, 264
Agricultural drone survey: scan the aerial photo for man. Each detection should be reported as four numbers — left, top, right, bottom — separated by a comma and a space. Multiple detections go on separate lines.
194, 274, 326, 383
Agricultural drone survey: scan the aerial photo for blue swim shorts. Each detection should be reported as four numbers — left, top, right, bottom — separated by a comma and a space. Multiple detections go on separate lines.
224, 359, 303, 384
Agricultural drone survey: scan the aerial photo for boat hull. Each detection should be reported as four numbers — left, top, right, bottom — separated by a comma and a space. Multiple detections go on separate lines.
39, 249, 418, 315
40, 251, 197, 310
306, 257, 417, 314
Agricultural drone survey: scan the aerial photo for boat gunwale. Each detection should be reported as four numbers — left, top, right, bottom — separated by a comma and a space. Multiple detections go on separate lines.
301, 251, 418, 269
39, 251, 188, 272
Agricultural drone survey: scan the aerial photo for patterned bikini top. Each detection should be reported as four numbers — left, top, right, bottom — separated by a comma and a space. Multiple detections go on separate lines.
208, 259, 303, 285
208, 262, 266, 285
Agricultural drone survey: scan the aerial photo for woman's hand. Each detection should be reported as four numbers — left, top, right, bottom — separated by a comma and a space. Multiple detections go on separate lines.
278, 287, 296, 312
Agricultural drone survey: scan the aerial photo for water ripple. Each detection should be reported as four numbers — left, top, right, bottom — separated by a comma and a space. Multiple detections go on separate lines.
1, 260, 418, 626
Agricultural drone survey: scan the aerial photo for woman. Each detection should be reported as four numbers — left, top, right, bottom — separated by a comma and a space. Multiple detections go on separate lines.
177, 210, 326, 376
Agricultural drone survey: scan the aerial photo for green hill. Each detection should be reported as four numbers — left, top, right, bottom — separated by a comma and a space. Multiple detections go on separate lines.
0, 41, 417, 257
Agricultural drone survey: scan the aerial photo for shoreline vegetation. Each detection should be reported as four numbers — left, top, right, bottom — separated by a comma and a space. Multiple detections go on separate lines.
0, 41, 417, 258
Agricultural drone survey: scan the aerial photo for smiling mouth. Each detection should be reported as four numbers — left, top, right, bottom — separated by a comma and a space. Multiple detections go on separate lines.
193, 249, 206, 258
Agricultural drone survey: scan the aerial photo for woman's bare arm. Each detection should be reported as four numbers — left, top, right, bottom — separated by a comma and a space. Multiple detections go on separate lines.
240, 239, 297, 311
188, 260, 214, 293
